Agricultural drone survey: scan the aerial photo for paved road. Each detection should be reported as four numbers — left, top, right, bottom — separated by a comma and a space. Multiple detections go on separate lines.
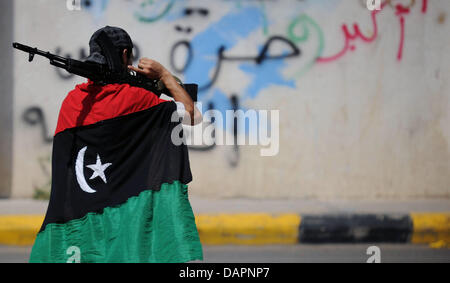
1, 244, 449, 263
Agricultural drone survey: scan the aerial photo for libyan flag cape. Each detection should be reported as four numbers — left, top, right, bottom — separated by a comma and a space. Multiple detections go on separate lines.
29, 101, 203, 263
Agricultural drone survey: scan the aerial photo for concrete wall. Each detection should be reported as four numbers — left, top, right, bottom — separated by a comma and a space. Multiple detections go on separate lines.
8, 0, 450, 199
0, 0, 14, 198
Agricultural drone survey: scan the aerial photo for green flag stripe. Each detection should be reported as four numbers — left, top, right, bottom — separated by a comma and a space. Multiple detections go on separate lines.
29, 181, 203, 263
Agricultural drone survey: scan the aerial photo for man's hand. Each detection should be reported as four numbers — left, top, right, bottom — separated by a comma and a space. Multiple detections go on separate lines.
128, 58, 168, 80
128, 58, 202, 126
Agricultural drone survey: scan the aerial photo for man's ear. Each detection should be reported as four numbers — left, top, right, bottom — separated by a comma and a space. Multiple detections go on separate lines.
122, 49, 129, 66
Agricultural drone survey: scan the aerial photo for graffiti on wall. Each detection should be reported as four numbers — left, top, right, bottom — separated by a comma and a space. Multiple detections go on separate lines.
23, 0, 435, 170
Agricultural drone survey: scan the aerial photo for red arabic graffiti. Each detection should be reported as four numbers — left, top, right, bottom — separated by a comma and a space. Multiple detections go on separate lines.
422, 0, 428, 13
395, 3, 409, 61
317, 0, 428, 63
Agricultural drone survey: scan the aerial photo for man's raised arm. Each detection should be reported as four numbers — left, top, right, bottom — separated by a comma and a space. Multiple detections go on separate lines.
128, 58, 202, 125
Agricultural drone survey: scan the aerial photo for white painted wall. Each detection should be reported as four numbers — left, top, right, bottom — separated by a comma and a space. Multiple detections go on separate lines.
8, 0, 450, 199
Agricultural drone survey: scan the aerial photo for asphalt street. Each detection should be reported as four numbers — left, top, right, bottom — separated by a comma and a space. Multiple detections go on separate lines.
1, 244, 449, 263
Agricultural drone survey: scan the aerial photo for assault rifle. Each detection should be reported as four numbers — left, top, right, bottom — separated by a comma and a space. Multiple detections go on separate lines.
12, 41, 198, 101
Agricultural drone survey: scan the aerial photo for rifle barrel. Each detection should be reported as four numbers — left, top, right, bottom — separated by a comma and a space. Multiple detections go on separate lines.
13, 42, 39, 54
13, 42, 68, 63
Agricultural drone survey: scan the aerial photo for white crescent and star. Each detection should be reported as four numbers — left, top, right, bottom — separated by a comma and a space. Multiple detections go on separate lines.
75, 146, 112, 194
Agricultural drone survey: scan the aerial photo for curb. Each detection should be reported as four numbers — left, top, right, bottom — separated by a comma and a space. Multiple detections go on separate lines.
0, 215, 45, 246
0, 213, 449, 247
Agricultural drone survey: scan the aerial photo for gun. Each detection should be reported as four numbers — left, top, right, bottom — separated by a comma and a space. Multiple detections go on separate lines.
12, 42, 198, 101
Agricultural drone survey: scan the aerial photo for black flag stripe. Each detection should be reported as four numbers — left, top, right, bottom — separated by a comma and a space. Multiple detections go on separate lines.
40, 102, 192, 232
